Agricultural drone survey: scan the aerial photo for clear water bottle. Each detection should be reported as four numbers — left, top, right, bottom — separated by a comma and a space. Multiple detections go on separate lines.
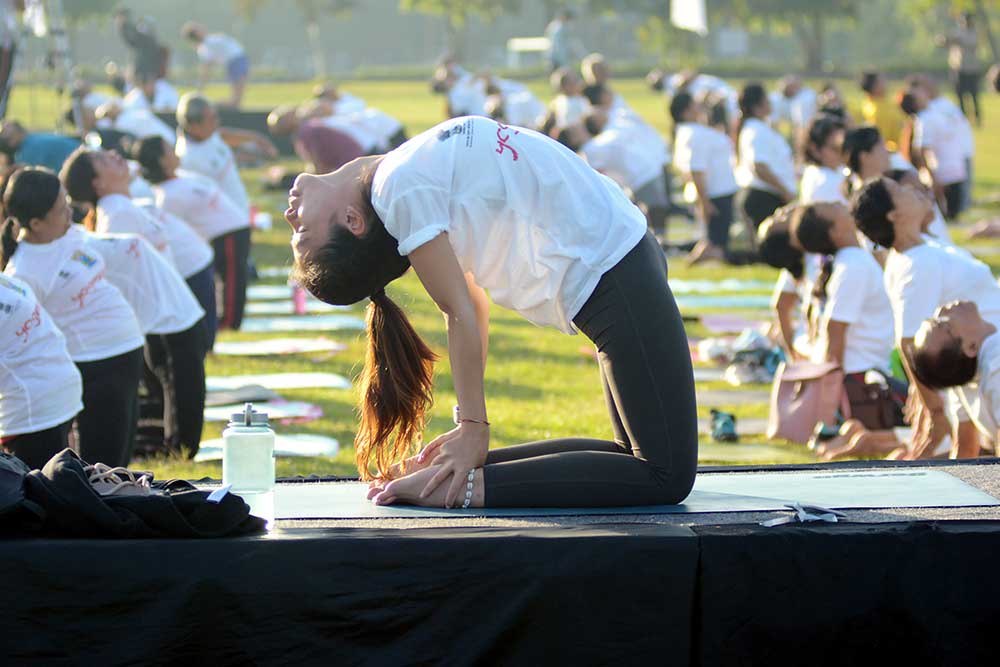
223, 403, 276, 529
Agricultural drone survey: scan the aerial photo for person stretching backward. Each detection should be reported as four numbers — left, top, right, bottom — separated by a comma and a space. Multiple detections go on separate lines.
0, 274, 83, 469
912, 301, 999, 447
736, 82, 797, 232
799, 114, 846, 205
0, 168, 144, 467
287, 115, 699, 509
853, 176, 1000, 459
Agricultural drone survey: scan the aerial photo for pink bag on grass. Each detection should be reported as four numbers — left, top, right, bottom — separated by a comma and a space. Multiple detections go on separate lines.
767, 361, 851, 444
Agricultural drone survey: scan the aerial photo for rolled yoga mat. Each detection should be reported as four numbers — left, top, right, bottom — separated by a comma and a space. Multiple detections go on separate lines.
194, 434, 340, 462
204, 401, 323, 422
240, 315, 366, 333
245, 301, 346, 315
212, 338, 346, 357
207, 372, 352, 392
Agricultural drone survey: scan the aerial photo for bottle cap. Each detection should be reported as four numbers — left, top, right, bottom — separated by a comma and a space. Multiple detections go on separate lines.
228, 402, 270, 427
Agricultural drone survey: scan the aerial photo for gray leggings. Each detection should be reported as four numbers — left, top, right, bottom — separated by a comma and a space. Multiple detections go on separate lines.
482, 232, 699, 507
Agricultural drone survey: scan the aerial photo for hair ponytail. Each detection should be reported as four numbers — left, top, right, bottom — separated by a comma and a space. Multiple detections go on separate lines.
355, 290, 438, 481
0, 217, 17, 271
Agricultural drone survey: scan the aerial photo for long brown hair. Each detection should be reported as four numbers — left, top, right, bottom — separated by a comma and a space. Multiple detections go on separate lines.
291, 167, 438, 480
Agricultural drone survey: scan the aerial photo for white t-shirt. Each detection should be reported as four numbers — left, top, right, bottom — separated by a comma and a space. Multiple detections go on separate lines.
928, 96, 974, 158
154, 171, 249, 241
549, 95, 590, 127
581, 114, 666, 192
0, 275, 82, 437
96, 193, 175, 265
320, 114, 379, 153
737, 118, 797, 196
913, 107, 968, 185
84, 232, 203, 335
925, 205, 953, 246
674, 122, 738, 199
371, 116, 648, 334
811, 246, 894, 373
176, 132, 250, 219
332, 92, 366, 116
133, 199, 214, 279
503, 90, 546, 129
112, 108, 176, 144
884, 242, 1000, 342
770, 88, 818, 130
799, 165, 847, 204
447, 74, 487, 117
197, 33, 244, 65
954, 333, 1000, 442
3, 227, 144, 362
122, 80, 179, 114
342, 109, 403, 152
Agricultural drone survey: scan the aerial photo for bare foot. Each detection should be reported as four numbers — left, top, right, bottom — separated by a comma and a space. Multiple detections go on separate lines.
813, 419, 865, 458
820, 431, 901, 462
372, 465, 485, 509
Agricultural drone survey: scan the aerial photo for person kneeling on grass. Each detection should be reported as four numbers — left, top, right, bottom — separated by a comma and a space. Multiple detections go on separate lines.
287, 116, 698, 509
911, 301, 1000, 452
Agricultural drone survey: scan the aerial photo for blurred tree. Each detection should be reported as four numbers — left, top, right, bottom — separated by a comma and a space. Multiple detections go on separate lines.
901, 0, 998, 62
587, 0, 860, 71
398, 0, 523, 58
62, 0, 119, 25
234, 0, 357, 78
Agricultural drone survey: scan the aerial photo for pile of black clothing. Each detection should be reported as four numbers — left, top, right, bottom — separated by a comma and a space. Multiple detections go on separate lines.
0, 449, 264, 538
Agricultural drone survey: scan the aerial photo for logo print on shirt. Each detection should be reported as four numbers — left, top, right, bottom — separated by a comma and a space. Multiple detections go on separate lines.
71, 250, 97, 268
127, 239, 141, 258
495, 122, 520, 161
71, 270, 105, 309
15, 304, 41, 344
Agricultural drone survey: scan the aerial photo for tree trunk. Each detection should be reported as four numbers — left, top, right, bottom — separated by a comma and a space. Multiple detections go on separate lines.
794, 15, 824, 73
445, 16, 466, 60
975, 0, 999, 63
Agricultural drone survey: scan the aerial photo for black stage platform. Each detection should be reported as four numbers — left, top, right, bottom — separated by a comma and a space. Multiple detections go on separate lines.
5, 459, 1000, 666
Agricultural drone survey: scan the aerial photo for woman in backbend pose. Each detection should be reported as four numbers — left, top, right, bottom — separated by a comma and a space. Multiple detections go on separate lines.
288, 116, 698, 509
735, 82, 796, 232
798, 114, 846, 205
1, 168, 145, 467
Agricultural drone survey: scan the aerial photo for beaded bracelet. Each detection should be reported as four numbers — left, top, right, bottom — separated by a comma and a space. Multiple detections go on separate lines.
461, 468, 475, 509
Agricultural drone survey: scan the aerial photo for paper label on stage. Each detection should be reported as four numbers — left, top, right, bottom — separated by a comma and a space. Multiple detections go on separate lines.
256, 470, 999, 520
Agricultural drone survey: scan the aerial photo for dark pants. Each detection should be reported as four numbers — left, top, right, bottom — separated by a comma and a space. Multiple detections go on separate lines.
708, 193, 735, 249
943, 181, 967, 221
2, 419, 73, 470
212, 227, 251, 331
75, 347, 144, 467
186, 263, 217, 351
955, 71, 982, 125
483, 232, 699, 507
740, 188, 785, 231
144, 321, 207, 458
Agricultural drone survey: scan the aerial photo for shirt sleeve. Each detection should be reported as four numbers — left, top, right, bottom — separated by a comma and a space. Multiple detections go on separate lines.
748, 126, 774, 167
380, 186, 451, 256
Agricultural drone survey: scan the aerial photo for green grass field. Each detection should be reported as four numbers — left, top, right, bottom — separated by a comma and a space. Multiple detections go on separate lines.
10, 77, 999, 479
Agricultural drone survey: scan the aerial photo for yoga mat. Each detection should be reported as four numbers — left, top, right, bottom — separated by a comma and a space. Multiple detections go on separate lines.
700, 314, 769, 334
245, 301, 346, 315
257, 266, 292, 279
241, 315, 366, 333
205, 385, 280, 406
207, 372, 351, 392
212, 338, 347, 357
257, 470, 998, 519
676, 295, 772, 310
247, 284, 295, 300
204, 401, 323, 422
194, 434, 340, 462
692, 367, 725, 383
670, 279, 773, 294
697, 389, 770, 407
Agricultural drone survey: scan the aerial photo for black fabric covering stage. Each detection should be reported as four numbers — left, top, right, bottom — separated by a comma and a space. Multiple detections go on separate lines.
1, 525, 698, 665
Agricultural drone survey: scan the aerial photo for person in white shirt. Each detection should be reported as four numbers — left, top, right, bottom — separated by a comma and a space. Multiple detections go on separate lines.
313, 82, 367, 116
790, 202, 908, 459
84, 231, 207, 457
0, 168, 144, 467
135, 134, 250, 331
756, 206, 815, 361
580, 53, 628, 113
287, 116, 698, 509
61, 143, 218, 347
853, 175, 1000, 459
545, 67, 590, 130
671, 91, 738, 263
650, 70, 739, 130
900, 85, 970, 220
556, 108, 673, 239
122, 73, 180, 114
736, 83, 796, 231
94, 100, 175, 144
181, 22, 248, 108
913, 301, 1000, 447
770, 75, 818, 155
799, 115, 847, 205
0, 274, 82, 469
842, 126, 952, 245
